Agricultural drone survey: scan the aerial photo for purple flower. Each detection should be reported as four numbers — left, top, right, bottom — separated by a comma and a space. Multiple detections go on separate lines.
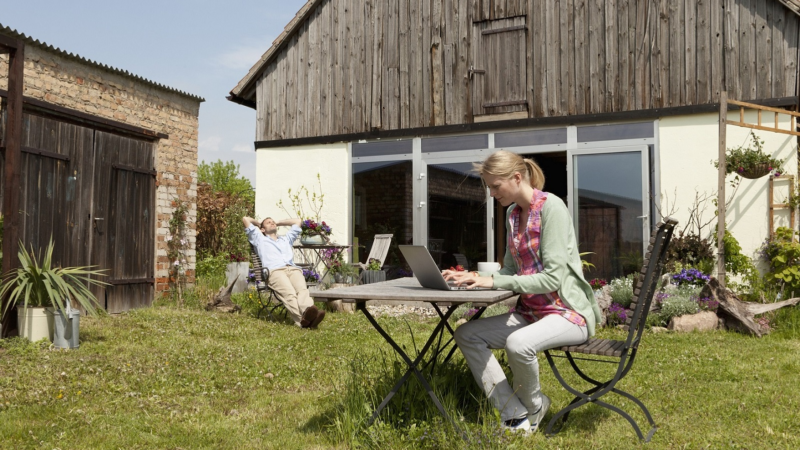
463, 308, 480, 319
607, 302, 628, 326
302, 268, 320, 282
671, 268, 710, 287
697, 296, 719, 312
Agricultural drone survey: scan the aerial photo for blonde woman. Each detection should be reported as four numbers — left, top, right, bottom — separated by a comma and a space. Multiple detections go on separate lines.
444, 150, 601, 434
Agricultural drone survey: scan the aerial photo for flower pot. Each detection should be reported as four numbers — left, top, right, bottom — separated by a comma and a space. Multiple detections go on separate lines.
300, 234, 326, 245
17, 306, 51, 342
226, 262, 250, 294
363, 270, 386, 285
47, 306, 81, 349
739, 163, 771, 179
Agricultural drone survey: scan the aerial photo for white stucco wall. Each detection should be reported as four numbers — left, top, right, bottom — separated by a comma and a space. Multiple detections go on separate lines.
254, 143, 351, 245
659, 111, 798, 267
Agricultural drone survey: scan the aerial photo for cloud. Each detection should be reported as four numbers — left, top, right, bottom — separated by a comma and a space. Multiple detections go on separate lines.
232, 143, 253, 153
199, 135, 222, 153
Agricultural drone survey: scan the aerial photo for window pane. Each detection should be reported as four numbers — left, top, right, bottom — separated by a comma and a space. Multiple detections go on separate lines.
576, 122, 653, 142
352, 139, 413, 158
427, 163, 487, 270
353, 161, 412, 277
421, 134, 488, 153
495, 128, 567, 147
575, 152, 644, 280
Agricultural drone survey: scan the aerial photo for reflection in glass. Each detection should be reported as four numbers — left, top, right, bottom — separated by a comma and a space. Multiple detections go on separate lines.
353, 161, 412, 277
575, 152, 644, 280
427, 163, 486, 270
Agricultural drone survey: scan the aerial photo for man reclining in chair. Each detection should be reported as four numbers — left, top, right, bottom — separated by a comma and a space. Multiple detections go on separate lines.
243, 216, 325, 329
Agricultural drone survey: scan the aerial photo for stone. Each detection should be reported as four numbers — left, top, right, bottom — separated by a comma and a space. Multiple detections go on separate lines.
667, 311, 719, 332
455, 318, 468, 327
650, 326, 669, 333
595, 286, 613, 327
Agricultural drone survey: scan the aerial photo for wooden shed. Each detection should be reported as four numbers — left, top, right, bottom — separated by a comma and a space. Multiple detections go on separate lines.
0, 24, 202, 332
230, 0, 800, 281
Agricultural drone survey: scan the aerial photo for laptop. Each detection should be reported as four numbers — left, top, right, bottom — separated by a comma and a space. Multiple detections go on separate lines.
399, 245, 490, 291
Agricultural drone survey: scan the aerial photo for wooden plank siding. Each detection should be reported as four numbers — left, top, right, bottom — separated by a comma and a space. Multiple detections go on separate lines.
254, 0, 800, 142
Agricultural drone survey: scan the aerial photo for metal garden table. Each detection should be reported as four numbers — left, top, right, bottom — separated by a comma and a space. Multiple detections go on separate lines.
310, 278, 516, 431
294, 243, 352, 281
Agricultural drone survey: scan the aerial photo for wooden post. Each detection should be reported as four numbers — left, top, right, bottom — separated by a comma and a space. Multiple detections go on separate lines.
1, 40, 24, 337
717, 91, 727, 288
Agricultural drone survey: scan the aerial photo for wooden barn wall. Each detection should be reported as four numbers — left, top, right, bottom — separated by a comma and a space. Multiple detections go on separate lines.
256, 0, 800, 141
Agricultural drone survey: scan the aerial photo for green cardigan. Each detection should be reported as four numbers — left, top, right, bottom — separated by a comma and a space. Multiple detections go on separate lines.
476, 195, 602, 337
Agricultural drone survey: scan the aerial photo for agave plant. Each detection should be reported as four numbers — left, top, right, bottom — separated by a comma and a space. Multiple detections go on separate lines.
0, 239, 108, 317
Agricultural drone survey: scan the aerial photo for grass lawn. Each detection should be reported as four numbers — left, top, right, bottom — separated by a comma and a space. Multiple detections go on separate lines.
1, 297, 799, 449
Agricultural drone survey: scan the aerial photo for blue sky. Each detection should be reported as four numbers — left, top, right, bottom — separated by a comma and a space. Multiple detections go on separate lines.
3, 0, 308, 184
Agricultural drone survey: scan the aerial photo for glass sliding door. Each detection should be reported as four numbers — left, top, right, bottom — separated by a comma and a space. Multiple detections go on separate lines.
425, 162, 487, 271
569, 146, 650, 280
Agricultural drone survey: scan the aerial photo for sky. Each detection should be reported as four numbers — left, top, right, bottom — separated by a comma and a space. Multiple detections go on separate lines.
3, 0, 309, 184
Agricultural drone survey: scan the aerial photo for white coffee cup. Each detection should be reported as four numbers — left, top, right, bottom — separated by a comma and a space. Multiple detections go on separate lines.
477, 262, 501, 273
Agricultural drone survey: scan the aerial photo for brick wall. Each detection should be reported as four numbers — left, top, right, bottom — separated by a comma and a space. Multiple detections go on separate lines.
0, 45, 201, 295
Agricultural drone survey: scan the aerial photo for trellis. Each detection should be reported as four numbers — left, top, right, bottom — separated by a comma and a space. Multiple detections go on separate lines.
717, 91, 800, 288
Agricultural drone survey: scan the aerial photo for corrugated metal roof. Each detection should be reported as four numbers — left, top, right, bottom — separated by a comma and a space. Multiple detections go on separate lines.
0, 22, 204, 102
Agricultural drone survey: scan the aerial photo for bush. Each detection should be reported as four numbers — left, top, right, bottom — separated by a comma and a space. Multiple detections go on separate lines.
666, 231, 715, 274
609, 274, 637, 308
196, 254, 228, 287
651, 288, 702, 326
759, 227, 800, 297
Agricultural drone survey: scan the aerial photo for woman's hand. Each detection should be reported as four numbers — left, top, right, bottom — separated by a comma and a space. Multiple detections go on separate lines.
442, 270, 474, 282
441, 270, 494, 289
456, 276, 494, 289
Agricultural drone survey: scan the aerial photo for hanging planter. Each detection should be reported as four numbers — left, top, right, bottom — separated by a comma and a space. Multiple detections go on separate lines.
738, 162, 772, 179
715, 131, 784, 181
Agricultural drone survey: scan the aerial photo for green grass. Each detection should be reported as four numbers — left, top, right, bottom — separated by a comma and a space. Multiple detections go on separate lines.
1, 289, 799, 449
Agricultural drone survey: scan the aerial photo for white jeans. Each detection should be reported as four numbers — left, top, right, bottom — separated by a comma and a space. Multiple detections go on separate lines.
454, 312, 588, 421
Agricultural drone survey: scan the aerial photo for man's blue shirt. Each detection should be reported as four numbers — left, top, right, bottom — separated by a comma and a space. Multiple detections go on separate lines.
245, 224, 301, 271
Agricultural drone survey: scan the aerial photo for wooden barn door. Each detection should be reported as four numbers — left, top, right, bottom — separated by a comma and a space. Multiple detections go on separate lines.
471, 17, 528, 117
15, 114, 94, 269
90, 131, 155, 313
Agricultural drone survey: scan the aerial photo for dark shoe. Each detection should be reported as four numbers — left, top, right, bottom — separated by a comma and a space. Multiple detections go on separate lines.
300, 305, 319, 328
309, 310, 326, 329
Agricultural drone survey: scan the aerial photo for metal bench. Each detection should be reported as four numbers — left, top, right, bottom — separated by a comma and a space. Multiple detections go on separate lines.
249, 246, 287, 320
544, 217, 678, 442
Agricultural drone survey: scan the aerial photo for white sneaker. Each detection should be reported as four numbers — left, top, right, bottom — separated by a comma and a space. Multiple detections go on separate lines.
527, 393, 551, 433
502, 416, 531, 434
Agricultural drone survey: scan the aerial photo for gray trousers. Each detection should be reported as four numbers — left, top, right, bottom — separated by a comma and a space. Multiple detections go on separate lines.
454, 312, 588, 421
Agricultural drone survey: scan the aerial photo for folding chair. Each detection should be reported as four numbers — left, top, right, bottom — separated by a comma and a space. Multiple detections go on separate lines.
543, 218, 677, 442
356, 234, 393, 283
249, 245, 287, 320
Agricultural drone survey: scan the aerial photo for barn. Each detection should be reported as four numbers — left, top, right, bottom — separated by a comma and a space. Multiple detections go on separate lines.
0, 24, 202, 334
229, 0, 799, 280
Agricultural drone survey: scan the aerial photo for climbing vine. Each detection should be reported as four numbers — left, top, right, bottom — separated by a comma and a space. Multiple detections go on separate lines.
167, 199, 189, 305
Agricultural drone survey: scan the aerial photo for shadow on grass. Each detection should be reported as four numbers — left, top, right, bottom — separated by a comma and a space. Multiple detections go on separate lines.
303, 348, 518, 449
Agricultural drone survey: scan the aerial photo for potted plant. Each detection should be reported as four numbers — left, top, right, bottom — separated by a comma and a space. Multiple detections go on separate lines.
330, 260, 358, 285
225, 252, 249, 294
362, 258, 386, 285
302, 268, 321, 286
715, 131, 784, 180
0, 239, 108, 346
299, 219, 332, 245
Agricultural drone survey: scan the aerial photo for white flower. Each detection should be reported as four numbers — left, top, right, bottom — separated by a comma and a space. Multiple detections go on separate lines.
174, 260, 180, 266
180, 239, 186, 246
166, 236, 172, 242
